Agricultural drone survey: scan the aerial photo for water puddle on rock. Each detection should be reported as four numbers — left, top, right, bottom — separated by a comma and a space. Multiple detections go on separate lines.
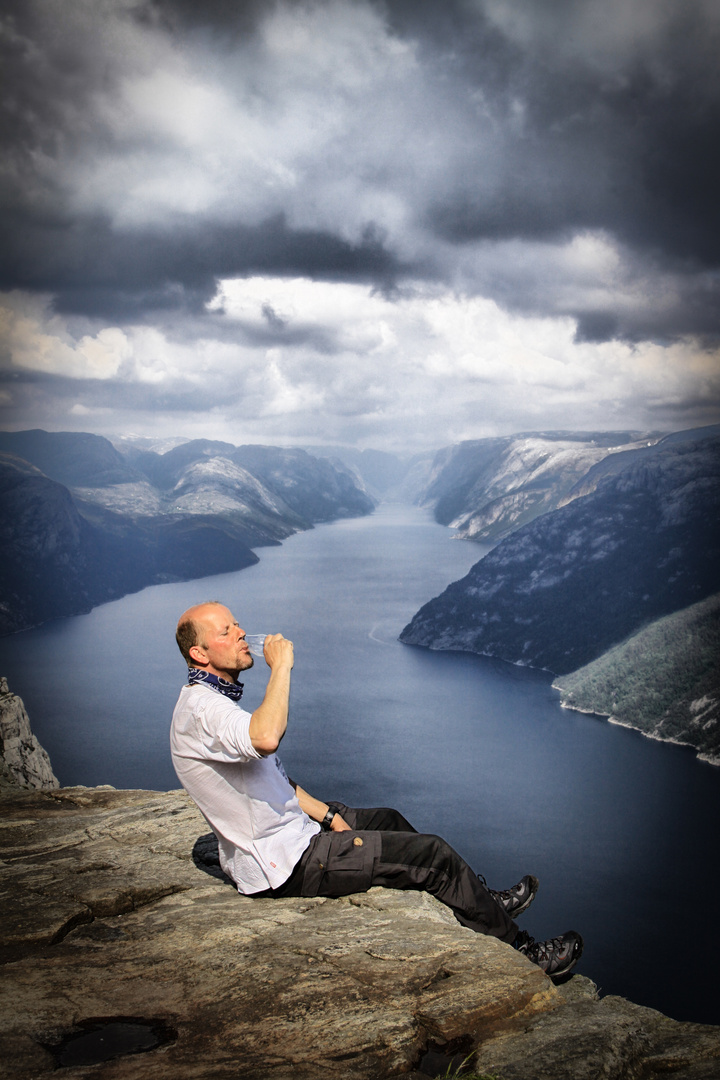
48, 1018, 176, 1067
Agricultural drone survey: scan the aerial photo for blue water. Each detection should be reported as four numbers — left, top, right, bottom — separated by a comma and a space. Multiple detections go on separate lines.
1, 503, 718, 1025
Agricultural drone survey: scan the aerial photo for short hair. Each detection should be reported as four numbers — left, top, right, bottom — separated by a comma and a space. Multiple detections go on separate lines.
176, 617, 200, 664
175, 600, 222, 664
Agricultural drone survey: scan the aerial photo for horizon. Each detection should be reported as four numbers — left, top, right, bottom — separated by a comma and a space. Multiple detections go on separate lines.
3, 420, 716, 462
0, 1, 719, 453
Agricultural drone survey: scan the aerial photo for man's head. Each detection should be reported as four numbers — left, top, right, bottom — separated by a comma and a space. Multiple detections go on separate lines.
176, 601, 253, 681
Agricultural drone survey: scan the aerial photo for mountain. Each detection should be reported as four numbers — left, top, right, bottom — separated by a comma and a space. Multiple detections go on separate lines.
391, 451, 438, 503
230, 445, 374, 522
302, 445, 414, 497
0, 429, 143, 488
0, 453, 112, 633
98, 438, 375, 540
400, 429, 720, 674
0, 453, 259, 635
110, 433, 189, 455
555, 423, 720, 504
126, 439, 240, 490
0, 430, 375, 542
102, 438, 302, 542
0, 431, 375, 634
419, 430, 663, 542
553, 593, 720, 764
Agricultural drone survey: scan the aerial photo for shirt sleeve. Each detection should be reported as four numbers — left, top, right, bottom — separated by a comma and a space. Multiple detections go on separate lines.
195, 694, 263, 763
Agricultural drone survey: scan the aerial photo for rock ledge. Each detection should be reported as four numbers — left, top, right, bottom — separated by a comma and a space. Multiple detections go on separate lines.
1, 786, 718, 1080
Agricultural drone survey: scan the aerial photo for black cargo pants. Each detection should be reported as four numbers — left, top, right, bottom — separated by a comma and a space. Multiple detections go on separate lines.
262, 803, 517, 944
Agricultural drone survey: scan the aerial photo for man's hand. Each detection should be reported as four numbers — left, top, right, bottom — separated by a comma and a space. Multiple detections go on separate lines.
262, 633, 294, 670
294, 786, 352, 831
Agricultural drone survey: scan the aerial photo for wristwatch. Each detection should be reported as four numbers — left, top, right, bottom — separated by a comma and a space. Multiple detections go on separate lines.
320, 806, 337, 831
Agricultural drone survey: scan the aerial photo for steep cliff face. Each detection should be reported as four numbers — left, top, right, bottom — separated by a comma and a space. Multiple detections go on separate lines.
0, 455, 259, 635
0, 454, 119, 634
421, 431, 660, 542
0, 431, 375, 635
2, 785, 718, 1080
401, 432, 720, 674
0, 679, 58, 792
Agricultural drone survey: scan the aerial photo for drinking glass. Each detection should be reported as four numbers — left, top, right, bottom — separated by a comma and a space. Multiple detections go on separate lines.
245, 634, 268, 657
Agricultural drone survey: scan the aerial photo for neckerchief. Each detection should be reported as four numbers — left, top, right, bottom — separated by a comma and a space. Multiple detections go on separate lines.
187, 667, 244, 702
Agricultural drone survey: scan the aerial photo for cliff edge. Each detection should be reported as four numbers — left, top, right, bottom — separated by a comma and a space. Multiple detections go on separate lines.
1, 785, 718, 1080
0, 678, 59, 793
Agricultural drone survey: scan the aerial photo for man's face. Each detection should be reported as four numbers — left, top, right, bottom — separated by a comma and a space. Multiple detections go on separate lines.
189, 604, 253, 679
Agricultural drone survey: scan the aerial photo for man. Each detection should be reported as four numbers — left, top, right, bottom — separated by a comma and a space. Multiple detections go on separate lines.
171, 601, 583, 979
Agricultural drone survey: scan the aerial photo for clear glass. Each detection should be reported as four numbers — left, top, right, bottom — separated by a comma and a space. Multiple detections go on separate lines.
244, 634, 268, 657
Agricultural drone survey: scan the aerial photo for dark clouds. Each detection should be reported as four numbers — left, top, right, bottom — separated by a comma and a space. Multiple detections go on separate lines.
1, 0, 719, 337
0, 211, 399, 319
0, 0, 719, 447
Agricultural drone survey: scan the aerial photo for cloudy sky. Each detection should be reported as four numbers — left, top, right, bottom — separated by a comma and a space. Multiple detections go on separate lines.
1, 0, 719, 452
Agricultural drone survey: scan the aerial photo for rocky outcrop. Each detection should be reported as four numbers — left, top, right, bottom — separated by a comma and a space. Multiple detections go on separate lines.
469, 988, 720, 1080
0, 678, 58, 792
1, 786, 718, 1079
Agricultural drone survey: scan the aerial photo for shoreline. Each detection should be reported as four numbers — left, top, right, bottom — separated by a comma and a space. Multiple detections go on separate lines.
555, 695, 720, 768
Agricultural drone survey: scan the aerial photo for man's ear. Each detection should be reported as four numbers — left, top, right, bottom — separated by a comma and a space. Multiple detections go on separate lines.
188, 644, 207, 666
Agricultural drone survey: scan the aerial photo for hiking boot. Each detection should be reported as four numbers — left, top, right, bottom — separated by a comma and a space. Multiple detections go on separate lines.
483, 874, 539, 917
513, 929, 583, 980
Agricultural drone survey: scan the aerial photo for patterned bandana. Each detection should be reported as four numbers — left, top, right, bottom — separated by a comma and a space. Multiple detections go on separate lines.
187, 667, 244, 702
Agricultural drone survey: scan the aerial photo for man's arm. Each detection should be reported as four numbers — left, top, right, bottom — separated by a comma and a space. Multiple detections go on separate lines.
293, 783, 351, 831
248, 635, 295, 755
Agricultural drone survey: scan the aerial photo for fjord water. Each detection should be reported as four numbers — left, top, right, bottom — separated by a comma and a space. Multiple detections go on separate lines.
2, 504, 719, 1025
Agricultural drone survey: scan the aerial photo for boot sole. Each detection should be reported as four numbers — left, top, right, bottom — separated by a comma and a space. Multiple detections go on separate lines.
548, 934, 584, 982
510, 874, 539, 916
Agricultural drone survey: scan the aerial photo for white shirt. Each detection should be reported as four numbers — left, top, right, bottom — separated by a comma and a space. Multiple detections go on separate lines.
170, 683, 320, 893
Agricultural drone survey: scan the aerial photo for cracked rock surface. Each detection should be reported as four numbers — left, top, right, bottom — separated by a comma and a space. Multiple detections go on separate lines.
1, 786, 718, 1079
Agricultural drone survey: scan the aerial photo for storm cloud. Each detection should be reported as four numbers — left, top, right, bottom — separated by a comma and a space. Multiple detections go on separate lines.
1, 0, 719, 447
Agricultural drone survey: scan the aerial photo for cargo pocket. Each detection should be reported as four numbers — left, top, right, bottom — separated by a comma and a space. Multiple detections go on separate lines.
317, 831, 380, 898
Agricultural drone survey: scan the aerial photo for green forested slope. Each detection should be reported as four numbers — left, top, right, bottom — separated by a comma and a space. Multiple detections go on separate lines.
553, 593, 720, 762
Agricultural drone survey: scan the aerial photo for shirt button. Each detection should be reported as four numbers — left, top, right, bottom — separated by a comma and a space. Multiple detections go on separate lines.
353, 837, 363, 847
